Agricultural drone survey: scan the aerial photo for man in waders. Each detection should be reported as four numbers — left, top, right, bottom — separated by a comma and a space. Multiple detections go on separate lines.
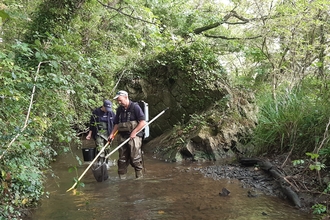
86, 100, 115, 166
108, 90, 146, 179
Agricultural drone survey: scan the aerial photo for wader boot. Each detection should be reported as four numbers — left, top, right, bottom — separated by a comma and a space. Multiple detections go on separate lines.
118, 174, 126, 180
135, 170, 143, 179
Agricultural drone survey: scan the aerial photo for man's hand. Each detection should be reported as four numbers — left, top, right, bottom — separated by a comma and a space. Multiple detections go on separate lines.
130, 130, 137, 139
108, 134, 114, 141
86, 130, 92, 140
108, 129, 118, 141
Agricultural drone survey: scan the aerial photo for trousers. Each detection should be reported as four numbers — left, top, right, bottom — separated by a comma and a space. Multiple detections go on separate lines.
117, 136, 143, 174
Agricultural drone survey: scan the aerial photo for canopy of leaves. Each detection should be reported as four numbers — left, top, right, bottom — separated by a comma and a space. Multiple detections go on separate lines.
1, 0, 330, 218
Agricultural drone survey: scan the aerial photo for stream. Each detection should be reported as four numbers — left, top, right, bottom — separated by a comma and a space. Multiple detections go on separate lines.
26, 139, 313, 220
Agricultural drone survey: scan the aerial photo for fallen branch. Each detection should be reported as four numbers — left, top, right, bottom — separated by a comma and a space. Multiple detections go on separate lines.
282, 185, 301, 207
283, 176, 300, 192
239, 157, 302, 207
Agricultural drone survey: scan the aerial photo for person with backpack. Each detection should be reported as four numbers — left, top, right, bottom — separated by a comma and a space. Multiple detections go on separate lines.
86, 100, 115, 163
108, 90, 146, 179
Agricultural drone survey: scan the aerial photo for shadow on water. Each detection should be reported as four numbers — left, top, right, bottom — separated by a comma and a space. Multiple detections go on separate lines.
27, 140, 313, 220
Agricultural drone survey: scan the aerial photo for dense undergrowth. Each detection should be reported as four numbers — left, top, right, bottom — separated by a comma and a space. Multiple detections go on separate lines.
245, 83, 330, 218
251, 84, 330, 159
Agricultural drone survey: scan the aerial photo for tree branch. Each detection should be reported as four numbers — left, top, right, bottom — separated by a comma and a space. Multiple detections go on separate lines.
194, 12, 232, 34
97, 0, 156, 25
204, 34, 262, 40
194, 10, 268, 35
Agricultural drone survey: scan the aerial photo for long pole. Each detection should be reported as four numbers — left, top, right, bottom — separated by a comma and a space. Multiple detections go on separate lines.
66, 131, 117, 192
66, 107, 169, 192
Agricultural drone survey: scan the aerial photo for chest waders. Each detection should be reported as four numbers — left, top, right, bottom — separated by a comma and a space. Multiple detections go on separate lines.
96, 122, 108, 153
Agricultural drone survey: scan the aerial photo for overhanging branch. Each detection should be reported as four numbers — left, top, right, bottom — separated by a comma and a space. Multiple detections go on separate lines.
97, 0, 156, 25
194, 10, 267, 35
204, 34, 262, 40
194, 12, 232, 34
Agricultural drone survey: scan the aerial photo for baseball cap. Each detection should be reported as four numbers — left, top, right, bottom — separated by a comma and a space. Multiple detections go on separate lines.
113, 90, 128, 99
103, 100, 112, 112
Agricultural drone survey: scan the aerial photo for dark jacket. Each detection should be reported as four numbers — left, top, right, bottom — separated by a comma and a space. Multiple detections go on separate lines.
114, 101, 145, 137
89, 107, 115, 140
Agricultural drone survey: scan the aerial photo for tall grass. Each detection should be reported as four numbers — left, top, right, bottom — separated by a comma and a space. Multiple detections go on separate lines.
251, 87, 330, 158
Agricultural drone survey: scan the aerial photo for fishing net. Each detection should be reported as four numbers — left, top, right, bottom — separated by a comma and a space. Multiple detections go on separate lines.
92, 161, 109, 182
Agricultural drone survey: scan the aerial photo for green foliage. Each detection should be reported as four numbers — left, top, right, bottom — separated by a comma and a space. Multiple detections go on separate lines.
305, 152, 326, 171
0, 9, 10, 22
309, 162, 325, 171
306, 152, 320, 160
292, 159, 304, 166
324, 183, 330, 194
1, 0, 330, 217
125, 39, 227, 112
24, 0, 85, 43
0, 41, 74, 218
244, 47, 267, 62
0, 139, 52, 219
312, 203, 327, 215
0, 6, 114, 217
176, 113, 207, 135
189, 114, 207, 130
249, 86, 330, 156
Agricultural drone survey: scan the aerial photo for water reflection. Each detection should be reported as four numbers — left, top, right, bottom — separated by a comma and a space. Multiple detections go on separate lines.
27, 141, 312, 220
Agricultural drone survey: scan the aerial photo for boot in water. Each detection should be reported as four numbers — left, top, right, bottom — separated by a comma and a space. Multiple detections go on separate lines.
135, 170, 143, 179
118, 174, 126, 180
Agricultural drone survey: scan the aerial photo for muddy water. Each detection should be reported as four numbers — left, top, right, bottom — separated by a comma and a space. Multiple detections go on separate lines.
28, 140, 312, 220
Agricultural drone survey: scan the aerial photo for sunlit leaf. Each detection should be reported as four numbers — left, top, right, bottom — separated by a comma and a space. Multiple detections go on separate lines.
0, 10, 10, 21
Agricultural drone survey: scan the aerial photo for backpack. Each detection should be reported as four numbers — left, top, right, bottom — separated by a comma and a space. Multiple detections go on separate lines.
137, 101, 149, 139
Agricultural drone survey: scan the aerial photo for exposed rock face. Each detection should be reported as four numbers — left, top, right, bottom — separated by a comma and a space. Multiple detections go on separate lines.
143, 88, 257, 161
122, 72, 226, 137
120, 70, 257, 162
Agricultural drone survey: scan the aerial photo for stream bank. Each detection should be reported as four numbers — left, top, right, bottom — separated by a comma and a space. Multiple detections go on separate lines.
196, 153, 330, 218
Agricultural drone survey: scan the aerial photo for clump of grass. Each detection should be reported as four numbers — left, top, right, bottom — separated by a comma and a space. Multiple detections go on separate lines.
250, 87, 330, 157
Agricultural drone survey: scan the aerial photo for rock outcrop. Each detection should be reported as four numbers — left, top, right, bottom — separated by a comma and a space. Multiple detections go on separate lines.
118, 67, 257, 161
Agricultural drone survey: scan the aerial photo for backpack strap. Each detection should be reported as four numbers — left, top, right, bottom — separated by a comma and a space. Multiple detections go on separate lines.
119, 102, 137, 123
127, 102, 138, 122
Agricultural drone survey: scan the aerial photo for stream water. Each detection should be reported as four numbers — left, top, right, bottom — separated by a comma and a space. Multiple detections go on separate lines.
27, 140, 313, 220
